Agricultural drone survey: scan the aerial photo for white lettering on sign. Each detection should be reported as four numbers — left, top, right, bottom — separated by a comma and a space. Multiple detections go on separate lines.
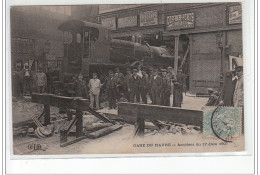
229, 5, 242, 24
140, 10, 158, 27
166, 13, 194, 30
101, 17, 116, 30
118, 16, 137, 28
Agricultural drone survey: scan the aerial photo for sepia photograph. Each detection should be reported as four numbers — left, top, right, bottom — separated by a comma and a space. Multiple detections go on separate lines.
10, 3, 245, 155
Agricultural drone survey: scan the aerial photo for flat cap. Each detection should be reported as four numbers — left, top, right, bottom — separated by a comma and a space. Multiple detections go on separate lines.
161, 69, 167, 72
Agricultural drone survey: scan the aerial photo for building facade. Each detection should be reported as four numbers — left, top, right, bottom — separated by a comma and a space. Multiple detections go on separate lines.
10, 5, 99, 72
98, 3, 242, 93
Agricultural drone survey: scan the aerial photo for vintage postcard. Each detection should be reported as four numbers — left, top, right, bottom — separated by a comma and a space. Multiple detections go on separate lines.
10, 3, 245, 155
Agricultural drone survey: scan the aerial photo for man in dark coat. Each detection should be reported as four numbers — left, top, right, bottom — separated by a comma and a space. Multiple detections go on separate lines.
129, 69, 141, 103
161, 69, 171, 106
124, 68, 132, 101
150, 69, 163, 105
115, 67, 125, 95
206, 88, 219, 106
176, 69, 185, 103
139, 69, 149, 104
103, 70, 118, 109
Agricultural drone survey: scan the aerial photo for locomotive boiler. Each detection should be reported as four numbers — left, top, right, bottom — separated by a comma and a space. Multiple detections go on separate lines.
58, 19, 174, 77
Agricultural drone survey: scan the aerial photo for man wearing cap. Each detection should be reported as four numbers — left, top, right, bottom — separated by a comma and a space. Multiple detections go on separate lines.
139, 69, 149, 104
206, 88, 219, 106
129, 69, 141, 103
75, 73, 87, 97
161, 69, 171, 106
35, 67, 47, 93
124, 68, 132, 101
233, 66, 243, 107
103, 70, 118, 109
89, 73, 101, 110
150, 68, 163, 105
115, 67, 125, 95
23, 63, 31, 95
137, 65, 143, 78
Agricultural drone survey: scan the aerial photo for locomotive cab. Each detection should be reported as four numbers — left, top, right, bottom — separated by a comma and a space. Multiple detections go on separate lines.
58, 20, 111, 76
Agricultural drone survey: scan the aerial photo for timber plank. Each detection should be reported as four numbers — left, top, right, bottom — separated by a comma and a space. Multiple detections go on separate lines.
118, 102, 203, 128
31, 93, 90, 111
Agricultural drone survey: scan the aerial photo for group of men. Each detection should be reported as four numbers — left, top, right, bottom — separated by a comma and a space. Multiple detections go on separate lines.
101, 66, 186, 109
12, 63, 52, 97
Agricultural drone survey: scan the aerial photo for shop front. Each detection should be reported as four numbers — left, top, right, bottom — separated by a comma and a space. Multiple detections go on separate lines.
99, 3, 242, 93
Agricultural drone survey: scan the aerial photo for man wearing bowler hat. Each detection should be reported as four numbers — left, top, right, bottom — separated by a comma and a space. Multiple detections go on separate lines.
161, 69, 171, 106
124, 68, 132, 101
129, 68, 141, 103
103, 70, 118, 109
150, 68, 163, 105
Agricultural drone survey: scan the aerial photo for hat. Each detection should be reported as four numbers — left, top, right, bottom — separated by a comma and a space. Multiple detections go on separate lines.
161, 69, 167, 72
108, 70, 113, 74
133, 69, 138, 72
207, 88, 215, 93
167, 66, 173, 69
92, 72, 97, 76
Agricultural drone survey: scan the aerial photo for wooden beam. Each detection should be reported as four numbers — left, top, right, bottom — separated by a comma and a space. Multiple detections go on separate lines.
118, 102, 203, 128
31, 93, 90, 111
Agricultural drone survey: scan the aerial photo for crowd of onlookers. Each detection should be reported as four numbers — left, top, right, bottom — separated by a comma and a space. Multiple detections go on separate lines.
12, 63, 186, 110
85, 65, 186, 110
12, 62, 243, 109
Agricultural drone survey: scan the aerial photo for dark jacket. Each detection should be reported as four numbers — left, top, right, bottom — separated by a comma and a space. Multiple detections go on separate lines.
129, 75, 140, 91
150, 75, 163, 92
124, 73, 132, 90
104, 77, 118, 89
139, 75, 149, 88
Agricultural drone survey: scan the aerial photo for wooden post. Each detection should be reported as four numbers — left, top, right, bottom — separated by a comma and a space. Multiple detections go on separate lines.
174, 34, 180, 75
60, 130, 67, 144
75, 110, 83, 138
44, 104, 50, 126
134, 118, 145, 137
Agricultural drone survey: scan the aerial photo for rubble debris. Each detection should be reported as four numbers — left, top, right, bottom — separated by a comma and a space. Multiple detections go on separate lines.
84, 124, 122, 139
13, 126, 28, 137
84, 122, 113, 132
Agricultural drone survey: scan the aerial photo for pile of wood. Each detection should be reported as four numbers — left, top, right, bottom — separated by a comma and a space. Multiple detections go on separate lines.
83, 122, 122, 139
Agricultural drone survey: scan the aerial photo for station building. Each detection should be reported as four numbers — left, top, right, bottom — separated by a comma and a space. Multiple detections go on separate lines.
98, 3, 242, 93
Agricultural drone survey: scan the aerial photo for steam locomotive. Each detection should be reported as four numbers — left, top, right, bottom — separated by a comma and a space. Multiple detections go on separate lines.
58, 19, 175, 79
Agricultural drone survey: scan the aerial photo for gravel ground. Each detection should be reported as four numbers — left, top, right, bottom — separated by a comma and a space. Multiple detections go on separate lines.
12, 93, 209, 155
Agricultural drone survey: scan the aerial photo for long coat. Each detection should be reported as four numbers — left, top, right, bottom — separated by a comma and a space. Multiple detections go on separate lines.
150, 75, 163, 105
233, 76, 243, 107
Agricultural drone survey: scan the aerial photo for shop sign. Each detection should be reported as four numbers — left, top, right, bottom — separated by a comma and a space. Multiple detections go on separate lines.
11, 37, 35, 54
166, 12, 194, 30
118, 15, 137, 28
101, 17, 116, 30
140, 10, 158, 27
228, 5, 242, 24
